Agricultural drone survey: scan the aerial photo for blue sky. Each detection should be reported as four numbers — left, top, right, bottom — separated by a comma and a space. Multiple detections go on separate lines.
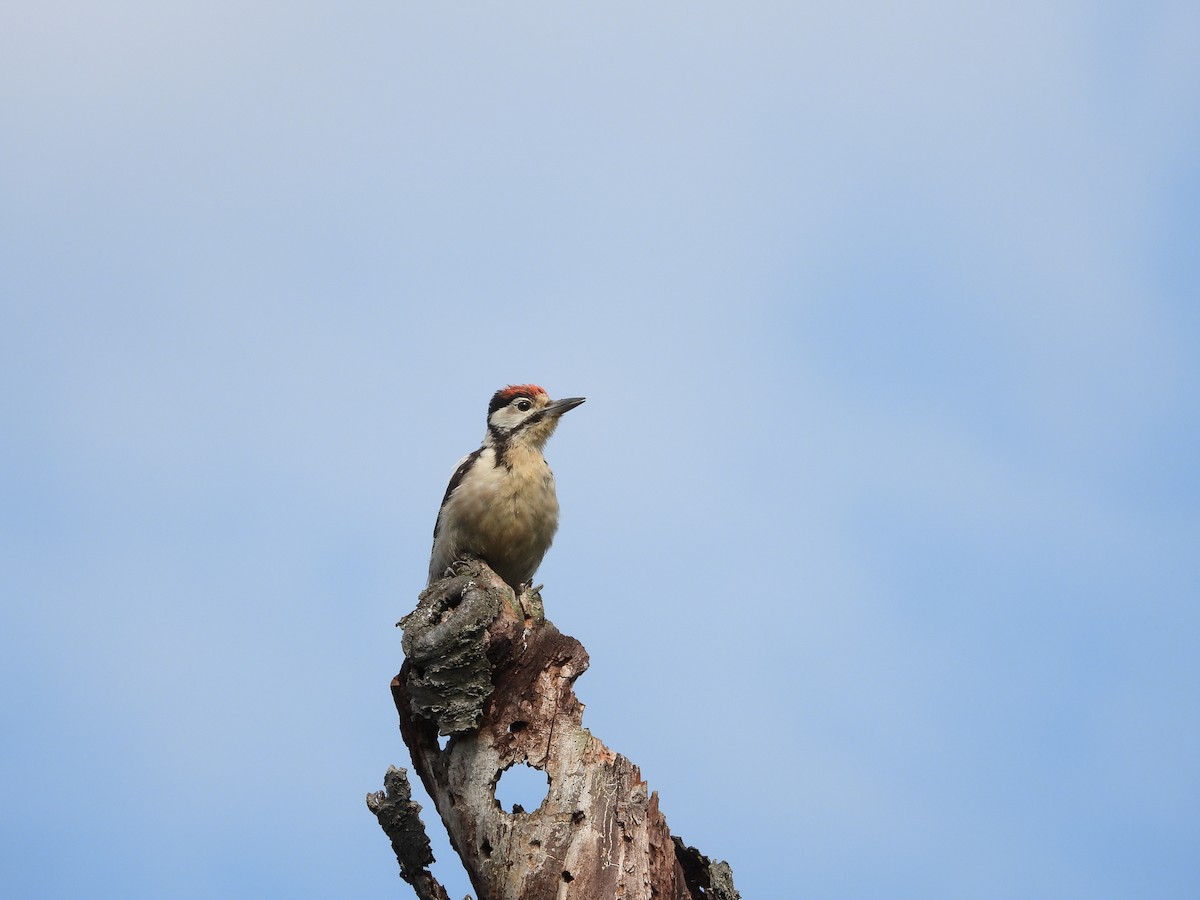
2, 3, 1198, 898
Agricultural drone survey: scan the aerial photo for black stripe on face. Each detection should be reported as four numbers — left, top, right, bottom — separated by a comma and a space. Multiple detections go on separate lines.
510, 409, 546, 431
495, 410, 547, 467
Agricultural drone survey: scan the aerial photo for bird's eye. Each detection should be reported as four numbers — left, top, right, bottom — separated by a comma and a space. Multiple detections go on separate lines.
516, 399, 533, 412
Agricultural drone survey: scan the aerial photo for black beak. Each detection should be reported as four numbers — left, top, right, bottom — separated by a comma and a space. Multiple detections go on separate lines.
545, 396, 586, 417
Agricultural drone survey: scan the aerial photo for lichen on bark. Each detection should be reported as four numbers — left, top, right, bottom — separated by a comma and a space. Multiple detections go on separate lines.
365, 765, 452, 900
397, 568, 509, 735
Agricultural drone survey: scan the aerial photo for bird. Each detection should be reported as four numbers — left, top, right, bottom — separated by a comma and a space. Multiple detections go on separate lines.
428, 384, 585, 591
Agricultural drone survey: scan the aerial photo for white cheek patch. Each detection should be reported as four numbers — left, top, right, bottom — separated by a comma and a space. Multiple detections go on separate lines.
488, 409, 518, 430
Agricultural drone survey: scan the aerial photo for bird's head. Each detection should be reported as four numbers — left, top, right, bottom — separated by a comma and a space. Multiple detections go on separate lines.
485, 384, 585, 450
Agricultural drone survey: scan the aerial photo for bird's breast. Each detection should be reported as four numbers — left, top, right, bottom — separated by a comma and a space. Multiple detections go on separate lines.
450, 450, 559, 548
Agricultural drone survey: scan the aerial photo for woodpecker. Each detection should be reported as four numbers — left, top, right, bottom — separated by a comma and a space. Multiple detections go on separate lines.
428, 384, 585, 591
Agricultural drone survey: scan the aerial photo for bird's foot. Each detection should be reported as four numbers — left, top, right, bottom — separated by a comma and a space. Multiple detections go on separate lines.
516, 582, 545, 621
444, 556, 479, 579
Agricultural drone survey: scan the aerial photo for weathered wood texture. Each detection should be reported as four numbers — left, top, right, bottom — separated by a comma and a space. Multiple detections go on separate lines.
366, 765, 452, 900
373, 560, 739, 900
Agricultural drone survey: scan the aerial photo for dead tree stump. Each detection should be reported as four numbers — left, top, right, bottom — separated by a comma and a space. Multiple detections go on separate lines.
367, 560, 739, 900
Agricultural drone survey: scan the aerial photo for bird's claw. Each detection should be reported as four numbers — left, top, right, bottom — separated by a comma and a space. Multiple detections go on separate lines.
444, 556, 478, 579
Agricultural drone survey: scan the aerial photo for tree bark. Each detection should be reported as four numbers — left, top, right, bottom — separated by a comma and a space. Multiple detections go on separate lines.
369, 560, 739, 900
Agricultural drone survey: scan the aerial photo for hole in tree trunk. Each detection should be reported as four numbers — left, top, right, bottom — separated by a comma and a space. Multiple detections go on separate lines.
494, 762, 549, 814
562, 870, 573, 882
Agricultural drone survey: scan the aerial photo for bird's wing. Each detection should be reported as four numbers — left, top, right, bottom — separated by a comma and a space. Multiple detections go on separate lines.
432, 448, 485, 542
